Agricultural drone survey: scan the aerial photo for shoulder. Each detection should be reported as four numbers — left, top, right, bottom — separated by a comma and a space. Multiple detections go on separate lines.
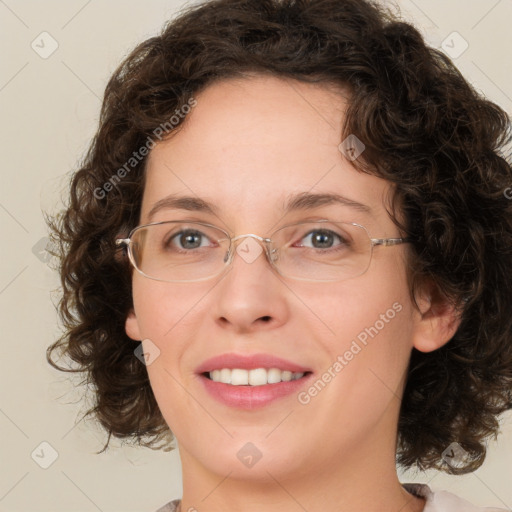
403, 483, 510, 512
155, 499, 181, 512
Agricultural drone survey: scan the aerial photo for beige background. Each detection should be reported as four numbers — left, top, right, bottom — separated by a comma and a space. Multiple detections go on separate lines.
1, 1, 511, 511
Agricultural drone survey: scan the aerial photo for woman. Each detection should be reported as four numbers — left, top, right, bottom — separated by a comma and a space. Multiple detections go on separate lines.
47, 0, 512, 510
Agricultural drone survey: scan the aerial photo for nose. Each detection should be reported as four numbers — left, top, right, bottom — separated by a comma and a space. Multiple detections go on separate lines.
211, 234, 290, 333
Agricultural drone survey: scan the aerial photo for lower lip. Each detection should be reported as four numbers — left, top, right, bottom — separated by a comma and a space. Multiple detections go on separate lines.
198, 373, 313, 409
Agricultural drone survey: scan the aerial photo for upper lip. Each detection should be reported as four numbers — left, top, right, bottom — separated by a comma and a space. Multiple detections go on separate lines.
195, 353, 313, 374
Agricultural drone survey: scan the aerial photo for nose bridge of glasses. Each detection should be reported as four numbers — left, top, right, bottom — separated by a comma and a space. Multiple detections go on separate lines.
231, 233, 271, 245
226, 233, 277, 266
232, 233, 273, 255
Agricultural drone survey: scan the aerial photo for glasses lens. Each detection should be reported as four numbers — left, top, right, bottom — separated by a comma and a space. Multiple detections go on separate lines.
130, 222, 229, 282
271, 221, 372, 281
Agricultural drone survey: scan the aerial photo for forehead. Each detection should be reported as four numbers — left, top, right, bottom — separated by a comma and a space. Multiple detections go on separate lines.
140, 75, 392, 230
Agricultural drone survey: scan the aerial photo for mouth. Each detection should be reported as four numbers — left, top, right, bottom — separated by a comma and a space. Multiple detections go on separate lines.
195, 353, 314, 409
202, 368, 313, 386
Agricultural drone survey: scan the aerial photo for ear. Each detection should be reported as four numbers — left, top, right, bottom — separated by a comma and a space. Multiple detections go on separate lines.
411, 280, 462, 353
125, 308, 142, 341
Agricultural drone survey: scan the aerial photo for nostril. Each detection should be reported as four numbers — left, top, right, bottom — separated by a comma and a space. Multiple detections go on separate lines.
260, 316, 272, 322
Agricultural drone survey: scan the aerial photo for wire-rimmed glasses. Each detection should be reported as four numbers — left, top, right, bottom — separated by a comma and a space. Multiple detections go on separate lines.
115, 219, 412, 283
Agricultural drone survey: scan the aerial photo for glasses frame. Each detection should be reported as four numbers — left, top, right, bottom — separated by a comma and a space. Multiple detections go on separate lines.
115, 219, 412, 283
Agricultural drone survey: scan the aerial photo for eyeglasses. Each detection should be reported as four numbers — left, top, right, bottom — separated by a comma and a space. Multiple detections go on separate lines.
115, 219, 412, 283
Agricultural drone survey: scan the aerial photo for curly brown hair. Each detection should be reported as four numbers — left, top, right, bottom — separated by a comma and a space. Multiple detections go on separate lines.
46, 0, 512, 474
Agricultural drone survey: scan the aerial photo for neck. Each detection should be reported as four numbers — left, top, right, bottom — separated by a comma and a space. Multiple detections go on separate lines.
177, 433, 425, 512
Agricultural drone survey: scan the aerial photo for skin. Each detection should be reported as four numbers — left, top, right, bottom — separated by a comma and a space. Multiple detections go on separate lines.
125, 74, 460, 512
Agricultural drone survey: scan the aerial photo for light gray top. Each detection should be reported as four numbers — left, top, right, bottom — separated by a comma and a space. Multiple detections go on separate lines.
155, 484, 510, 511
155, 499, 180, 512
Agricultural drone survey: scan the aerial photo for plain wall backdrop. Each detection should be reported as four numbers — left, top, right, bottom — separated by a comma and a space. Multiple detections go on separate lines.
1, 1, 511, 511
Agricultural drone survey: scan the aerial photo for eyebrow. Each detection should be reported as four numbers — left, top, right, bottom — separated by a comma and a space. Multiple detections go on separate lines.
283, 191, 371, 213
148, 195, 216, 221
146, 191, 371, 222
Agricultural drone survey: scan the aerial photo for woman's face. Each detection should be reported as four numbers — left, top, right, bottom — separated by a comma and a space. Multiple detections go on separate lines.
125, 75, 424, 481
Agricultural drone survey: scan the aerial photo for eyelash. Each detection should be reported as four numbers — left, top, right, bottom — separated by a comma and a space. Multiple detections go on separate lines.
293, 230, 348, 251
165, 228, 349, 252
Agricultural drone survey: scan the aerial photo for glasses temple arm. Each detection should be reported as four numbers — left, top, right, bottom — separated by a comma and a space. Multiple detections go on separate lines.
370, 237, 413, 247
115, 238, 130, 247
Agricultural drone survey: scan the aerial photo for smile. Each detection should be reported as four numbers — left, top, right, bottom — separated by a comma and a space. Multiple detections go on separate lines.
206, 368, 307, 386
196, 353, 314, 409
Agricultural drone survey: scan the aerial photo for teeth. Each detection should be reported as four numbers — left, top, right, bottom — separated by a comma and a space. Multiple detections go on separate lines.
231, 369, 249, 385
208, 368, 305, 386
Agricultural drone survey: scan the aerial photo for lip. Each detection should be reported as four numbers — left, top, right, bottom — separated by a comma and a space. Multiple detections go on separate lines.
195, 353, 312, 374
195, 353, 314, 410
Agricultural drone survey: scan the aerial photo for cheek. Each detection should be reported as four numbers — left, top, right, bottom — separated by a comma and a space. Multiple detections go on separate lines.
302, 269, 412, 350
130, 278, 197, 396
130, 277, 212, 411
304, 257, 415, 392
131, 277, 204, 341
293, 286, 414, 443
130, 279, 197, 432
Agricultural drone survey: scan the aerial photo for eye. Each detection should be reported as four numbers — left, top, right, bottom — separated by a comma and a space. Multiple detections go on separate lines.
166, 229, 212, 250
297, 229, 346, 250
